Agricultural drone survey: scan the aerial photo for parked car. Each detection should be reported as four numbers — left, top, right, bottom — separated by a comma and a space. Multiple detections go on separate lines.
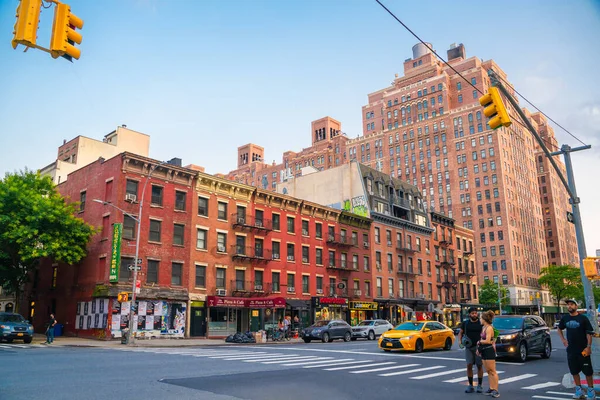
0, 312, 34, 344
351, 319, 393, 341
378, 321, 455, 353
493, 315, 552, 362
301, 320, 352, 343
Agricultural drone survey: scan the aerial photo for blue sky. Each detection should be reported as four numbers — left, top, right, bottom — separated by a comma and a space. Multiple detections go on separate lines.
1, 0, 599, 254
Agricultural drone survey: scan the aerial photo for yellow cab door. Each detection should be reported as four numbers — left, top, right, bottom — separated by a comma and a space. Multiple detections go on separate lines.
422, 322, 439, 349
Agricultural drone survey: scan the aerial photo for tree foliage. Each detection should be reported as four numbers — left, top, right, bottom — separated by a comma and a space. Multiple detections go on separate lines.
479, 280, 509, 307
538, 264, 582, 308
0, 171, 96, 309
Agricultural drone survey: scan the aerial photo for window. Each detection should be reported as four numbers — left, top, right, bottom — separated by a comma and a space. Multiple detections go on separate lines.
457, 82, 462, 90
329, 250, 336, 267
217, 201, 227, 220
236, 235, 246, 254
272, 213, 280, 230
316, 248, 323, 265
236, 206, 246, 223
272, 272, 280, 292
375, 227, 380, 243
171, 262, 182, 286
287, 217, 295, 234
123, 215, 136, 239
198, 197, 208, 216
364, 256, 370, 271
236, 270, 245, 290
255, 238, 263, 258
302, 275, 309, 293
315, 223, 322, 238
119, 257, 133, 281
255, 270, 263, 290
147, 260, 158, 283
79, 191, 86, 212
255, 209, 264, 227
317, 276, 323, 292
302, 220, 309, 236
51, 266, 58, 288
175, 191, 186, 211
458, 94, 463, 103
149, 220, 162, 242
173, 223, 184, 245
272, 241, 281, 259
151, 186, 163, 206
287, 274, 295, 292
302, 246, 309, 263
196, 228, 207, 249
195, 265, 205, 287
377, 277, 383, 297
216, 268, 226, 289
217, 232, 227, 253
126, 180, 138, 197
287, 243, 295, 261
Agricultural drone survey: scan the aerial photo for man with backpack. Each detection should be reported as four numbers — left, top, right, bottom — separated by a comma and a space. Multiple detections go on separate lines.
458, 307, 484, 393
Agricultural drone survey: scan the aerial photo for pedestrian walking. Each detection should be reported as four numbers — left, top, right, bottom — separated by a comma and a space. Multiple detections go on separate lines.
458, 307, 484, 393
477, 310, 499, 398
557, 299, 595, 400
45, 314, 57, 344
283, 315, 291, 339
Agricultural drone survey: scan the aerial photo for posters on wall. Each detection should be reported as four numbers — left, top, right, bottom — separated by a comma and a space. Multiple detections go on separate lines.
75, 298, 109, 330
109, 299, 185, 339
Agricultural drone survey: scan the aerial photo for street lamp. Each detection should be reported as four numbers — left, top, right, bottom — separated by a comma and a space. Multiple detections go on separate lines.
93, 160, 167, 345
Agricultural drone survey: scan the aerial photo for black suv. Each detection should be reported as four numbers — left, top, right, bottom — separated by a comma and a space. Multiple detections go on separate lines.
493, 315, 551, 362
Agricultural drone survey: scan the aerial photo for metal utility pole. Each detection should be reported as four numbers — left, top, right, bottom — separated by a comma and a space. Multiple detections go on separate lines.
498, 283, 502, 315
489, 71, 599, 370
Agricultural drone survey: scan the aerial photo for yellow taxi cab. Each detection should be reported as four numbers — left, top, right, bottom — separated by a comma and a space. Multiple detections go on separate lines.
378, 320, 455, 353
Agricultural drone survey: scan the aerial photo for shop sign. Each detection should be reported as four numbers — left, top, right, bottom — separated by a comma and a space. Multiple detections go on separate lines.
312, 297, 349, 308
349, 301, 378, 310
190, 301, 205, 308
108, 223, 122, 283
207, 296, 286, 309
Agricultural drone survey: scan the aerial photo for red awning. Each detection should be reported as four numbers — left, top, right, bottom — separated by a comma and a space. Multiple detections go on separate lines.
207, 296, 286, 309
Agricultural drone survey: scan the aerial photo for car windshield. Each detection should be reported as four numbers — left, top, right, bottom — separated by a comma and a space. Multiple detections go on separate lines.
313, 320, 329, 327
0, 314, 25, 323
394, 322, 424, 331
358, 321, 374, 326
493, 318, 523, 330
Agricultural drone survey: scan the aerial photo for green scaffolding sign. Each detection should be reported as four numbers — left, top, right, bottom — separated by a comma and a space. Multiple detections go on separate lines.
109, 223, 123, 282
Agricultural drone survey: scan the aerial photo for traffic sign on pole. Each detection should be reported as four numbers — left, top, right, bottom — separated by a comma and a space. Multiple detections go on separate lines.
128, 264, 141, 271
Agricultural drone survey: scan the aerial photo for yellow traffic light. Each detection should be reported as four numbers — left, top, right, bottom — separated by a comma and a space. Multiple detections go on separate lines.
11, 0, 42, 49
117, 292, 129, 303
50, 3, 83, 61
584, 258, 600, 279
479, 87, 512, 130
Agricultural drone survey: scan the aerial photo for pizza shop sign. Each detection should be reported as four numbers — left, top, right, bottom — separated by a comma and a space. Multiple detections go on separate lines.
206, 296, 286, 309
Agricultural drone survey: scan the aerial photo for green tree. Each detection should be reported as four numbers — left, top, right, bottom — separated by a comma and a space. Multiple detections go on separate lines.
0, 171, 96, 310
479, 280, 509, 307
538, 264, 582, 309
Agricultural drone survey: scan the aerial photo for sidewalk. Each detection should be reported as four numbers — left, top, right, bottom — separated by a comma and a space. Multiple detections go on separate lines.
33, 333, 303, 348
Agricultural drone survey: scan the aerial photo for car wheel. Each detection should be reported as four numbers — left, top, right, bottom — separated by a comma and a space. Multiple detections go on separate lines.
303, 338, 311, 344
541, 340, 551, 359
517, 342, 528, 362
368, 330, 376, 341
344, 332, 351, 342
415, 339, 424, 353
322, 332, 330, 343
23, 337, 32, 344
443, 337, 452, 351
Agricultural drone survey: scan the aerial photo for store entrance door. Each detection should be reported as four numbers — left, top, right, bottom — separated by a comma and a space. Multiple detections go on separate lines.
190, 308, 206, 337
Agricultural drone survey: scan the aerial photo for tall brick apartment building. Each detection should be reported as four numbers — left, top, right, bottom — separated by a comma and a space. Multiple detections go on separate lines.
225, 43, 576, 313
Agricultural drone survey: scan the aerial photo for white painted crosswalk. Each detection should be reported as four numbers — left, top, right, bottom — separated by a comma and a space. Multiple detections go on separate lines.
116, 347, 563, 393
0, 343, 43, 349
532, 390, 575, 400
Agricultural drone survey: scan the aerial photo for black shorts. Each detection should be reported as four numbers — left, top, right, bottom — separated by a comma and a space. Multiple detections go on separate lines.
568, 353, 593, 376
479, 345, 496, 360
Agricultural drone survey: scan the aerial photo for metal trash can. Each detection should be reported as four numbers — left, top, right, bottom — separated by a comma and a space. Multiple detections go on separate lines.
120, 328, 129, 344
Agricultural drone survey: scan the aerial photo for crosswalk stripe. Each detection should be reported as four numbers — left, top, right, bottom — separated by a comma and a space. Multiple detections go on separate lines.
443, 371, 504, 383
282, 358, 355, 367
521, 382, 562, 390
303, 360, 374, 369
410, 368, 465, 380
545, 392, 573, 396
209, 353, 276, 359
532, 396, 572, 400
498, 373, 537, 384
379, 365, 443, 377
351, 364, 420, 374
243, 355, 307, 363
325, 362, 396, 371
219, 353, 287, 360
261, 357, 333, 365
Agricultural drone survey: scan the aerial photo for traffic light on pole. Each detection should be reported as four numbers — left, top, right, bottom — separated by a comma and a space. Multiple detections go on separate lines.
479, 87, 512, 130
50, 3, 83, 61
11, 0, 42, 49
584, 258, 600, 279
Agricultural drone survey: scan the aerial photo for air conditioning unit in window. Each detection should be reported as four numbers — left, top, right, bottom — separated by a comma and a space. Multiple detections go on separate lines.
255, 220, 263, 227
354, 290, 362, 296
217, 244, 226, 253
254, 285, 263, 291
216, 289, 227, 296
125, 193, 137, 203
417, 293, 426, 299
316, 289, 323, 294
237, 217, 245, 224
272, 253, 280, 260
287, 256, 295, 261
287, 287, 295, 293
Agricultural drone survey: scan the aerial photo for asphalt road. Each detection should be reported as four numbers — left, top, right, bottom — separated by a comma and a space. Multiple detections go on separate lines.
0, 331, 576, 400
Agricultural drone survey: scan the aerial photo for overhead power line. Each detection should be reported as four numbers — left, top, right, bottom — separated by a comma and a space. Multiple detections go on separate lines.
374, 0, 588, 147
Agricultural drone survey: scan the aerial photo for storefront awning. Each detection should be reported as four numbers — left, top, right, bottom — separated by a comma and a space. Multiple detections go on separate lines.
286, 299, 310, 309
207, 296, 286, 308
400, 305, 414, 312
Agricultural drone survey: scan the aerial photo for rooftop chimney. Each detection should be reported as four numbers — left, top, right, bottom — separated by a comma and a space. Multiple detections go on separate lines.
447, 43, 466, 61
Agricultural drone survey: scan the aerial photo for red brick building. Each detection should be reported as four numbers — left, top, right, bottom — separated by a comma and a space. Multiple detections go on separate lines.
26, 153, 195, 339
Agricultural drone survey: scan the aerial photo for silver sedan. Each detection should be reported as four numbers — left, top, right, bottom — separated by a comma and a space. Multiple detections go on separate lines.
351, 319, 393, 341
